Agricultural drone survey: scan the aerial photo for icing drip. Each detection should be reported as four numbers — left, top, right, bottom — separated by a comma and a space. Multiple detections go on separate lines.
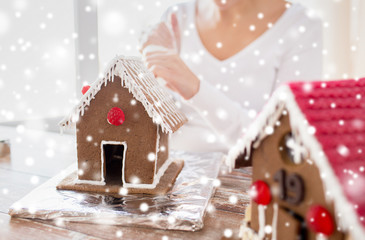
316, 234, 328, 240
258, 205, 266, 239
271, 203, 278, 240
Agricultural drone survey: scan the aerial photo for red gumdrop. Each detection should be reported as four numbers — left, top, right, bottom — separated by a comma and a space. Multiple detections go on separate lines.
107, 107, 125, 126
306, 205, 335, 236
250, 180, 271, 205
81, 85, 91, 95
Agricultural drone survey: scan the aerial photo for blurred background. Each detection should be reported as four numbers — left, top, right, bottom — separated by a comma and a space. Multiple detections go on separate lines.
0, 0, 364, 126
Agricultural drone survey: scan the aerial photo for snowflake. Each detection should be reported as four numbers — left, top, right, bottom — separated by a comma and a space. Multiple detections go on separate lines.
206, 203, 216, 213
139, 202, 149, 212
25, 157, 34, 166
119, 187, 128, 195
264, 225, 272, 234
307, 126, 316, 135
206, 134, 216, 143
130, 176, 141, 184
229, 195, 238, 204
2, 188, 9, 195
337, 145, 349, 157
223, 228, 233, 238
216, 42, 223, 48
147, 152, 156, 161
45, 149, 55, 158
213, 179, 221, 187
30, 176, 39, 185
257, 13, 264, 19
115, 230, 123, 237
167, 216, 176, 224
264, 126, 274, 135
298, 25, 306, 33
216, 108, 227, 120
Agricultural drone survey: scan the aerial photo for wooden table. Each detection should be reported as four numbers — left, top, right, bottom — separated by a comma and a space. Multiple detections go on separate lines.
0, 125, 251, 240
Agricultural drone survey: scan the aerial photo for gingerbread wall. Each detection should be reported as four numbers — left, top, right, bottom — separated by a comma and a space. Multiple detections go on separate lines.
250, 113, 344, 239
76, 76, 162, 185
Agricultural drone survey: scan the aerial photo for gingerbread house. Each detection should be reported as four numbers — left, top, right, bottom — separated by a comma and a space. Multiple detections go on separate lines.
227, 78, 365, 240
58, 56, 187, 194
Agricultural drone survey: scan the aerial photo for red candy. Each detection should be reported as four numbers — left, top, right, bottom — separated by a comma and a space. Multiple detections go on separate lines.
250, 180, 271, 205
107, 107, 125, 126
306, 205, 335, 236
81, 85, 91, 95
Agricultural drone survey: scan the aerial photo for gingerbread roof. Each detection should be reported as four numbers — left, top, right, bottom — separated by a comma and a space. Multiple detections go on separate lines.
227, 78, 365, 239
59, 56, 187, 133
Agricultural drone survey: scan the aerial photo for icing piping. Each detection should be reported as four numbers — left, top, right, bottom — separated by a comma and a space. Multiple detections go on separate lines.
154, 124, 160, 176
272, 203, 278, 240
227, 85, 365, 240
258, 205, 265, 239
75, 179, 106, 186
122, 156, 174, 189
239, 221, 262, 240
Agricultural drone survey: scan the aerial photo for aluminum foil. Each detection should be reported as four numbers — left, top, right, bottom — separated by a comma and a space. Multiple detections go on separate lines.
9, 151, 224, 231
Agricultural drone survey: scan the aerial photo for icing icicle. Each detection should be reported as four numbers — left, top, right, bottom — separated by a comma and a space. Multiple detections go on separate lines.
258, 205, 266, 239
271, 203, 278, 240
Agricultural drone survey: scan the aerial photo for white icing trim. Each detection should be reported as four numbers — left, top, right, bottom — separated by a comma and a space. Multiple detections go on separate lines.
258, 205, 265, 239
227, 85, 365, 239
101, 140, 127, 184
58, 55, 187, 134
75, 179, 106, 186
155, 124, 160, 176
122, 156, 174, 189
272, 203, 278, 240
239, 221, 262, 240
316, 234, 328, 240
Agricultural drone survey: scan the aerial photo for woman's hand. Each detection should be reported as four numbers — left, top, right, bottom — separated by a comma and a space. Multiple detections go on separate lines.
145, 51, 200, 100
139, 13, 200, 100
140, 13, 180, 54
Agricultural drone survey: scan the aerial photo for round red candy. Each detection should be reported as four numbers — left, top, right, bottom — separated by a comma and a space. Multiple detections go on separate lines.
81, 85, 91, 95
306, 205, 335, 236
250, 180, 271, 205
107, 107, 125, 126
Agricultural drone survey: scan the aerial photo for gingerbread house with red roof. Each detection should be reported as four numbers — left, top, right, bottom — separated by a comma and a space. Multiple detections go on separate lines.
57, 56, 187, 195
228, 78, 365, 240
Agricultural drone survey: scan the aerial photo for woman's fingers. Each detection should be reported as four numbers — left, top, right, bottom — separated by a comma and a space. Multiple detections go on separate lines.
139, 22, 174, 52
171, 13, 181, 52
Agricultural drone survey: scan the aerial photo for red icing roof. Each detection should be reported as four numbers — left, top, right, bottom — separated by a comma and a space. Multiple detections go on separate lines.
288, 78, 365, 229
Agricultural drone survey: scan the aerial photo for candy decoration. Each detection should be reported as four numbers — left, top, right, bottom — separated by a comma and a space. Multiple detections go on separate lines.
107, 107, 125, 126
306, 205, 335, 236
250, 180, 271, 205
81, 85, 91, 95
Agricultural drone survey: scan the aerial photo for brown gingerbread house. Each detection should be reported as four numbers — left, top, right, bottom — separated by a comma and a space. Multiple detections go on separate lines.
228, 79, 365, 240
58, 56, 187, 194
